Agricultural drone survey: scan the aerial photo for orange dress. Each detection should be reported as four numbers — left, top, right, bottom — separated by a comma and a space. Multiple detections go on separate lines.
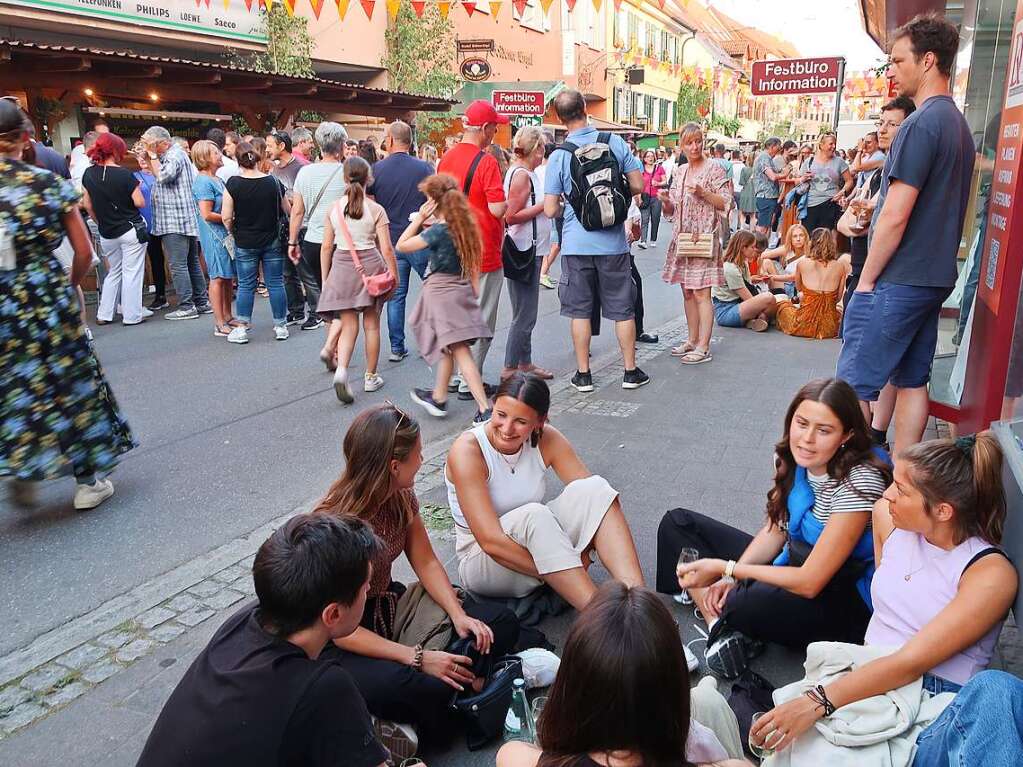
776, 286, 842, 339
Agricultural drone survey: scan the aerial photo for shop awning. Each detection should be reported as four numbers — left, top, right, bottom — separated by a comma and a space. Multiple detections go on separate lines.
0, 39, 456, 124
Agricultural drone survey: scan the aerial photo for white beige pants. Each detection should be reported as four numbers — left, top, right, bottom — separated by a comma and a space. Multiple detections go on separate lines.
455, 475, 619, 598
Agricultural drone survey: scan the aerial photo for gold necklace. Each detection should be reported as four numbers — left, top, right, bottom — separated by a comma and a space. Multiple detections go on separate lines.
904, 541, 926, 581
487, 425, 524, 474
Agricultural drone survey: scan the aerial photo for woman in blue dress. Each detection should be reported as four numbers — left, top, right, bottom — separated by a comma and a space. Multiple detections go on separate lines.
190, 140, 235, 336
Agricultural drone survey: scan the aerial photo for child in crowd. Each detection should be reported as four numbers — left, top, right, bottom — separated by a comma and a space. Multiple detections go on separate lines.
137, 513, 407, 767
659, 378, 891, 678
317, 156, 398, 404
710, 230, 778, 333
776, 227, 850, 339
398, 174, 493, 423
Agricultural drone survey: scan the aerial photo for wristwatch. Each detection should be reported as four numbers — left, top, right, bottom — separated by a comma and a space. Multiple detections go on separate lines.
722, 559, 737, 584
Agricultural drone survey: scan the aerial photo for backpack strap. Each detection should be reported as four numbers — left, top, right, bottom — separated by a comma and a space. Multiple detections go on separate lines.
554, 141, 578, 155
463, 151, 486, 196
597, 131, 611, 144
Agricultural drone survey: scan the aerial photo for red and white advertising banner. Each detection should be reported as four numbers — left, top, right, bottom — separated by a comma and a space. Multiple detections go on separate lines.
751, 57, 844, 96
492, 91, 545, 117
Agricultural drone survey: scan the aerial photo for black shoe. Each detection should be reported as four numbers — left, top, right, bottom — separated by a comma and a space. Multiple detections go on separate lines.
571, 371, 594, 393
301, 316, 324, 331
196, 304, 215, 315
389, 349, 409, 362
410, 388, 448, 418
622, 367, 650, 389
148, 298, 168, 311
457, 382, 497, 401
473, 408, 493, 424
637, 333, 659, 344
286, 313, 305, 327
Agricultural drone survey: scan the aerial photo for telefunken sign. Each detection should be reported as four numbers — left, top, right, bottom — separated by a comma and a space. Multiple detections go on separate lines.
751, 57, 845, 96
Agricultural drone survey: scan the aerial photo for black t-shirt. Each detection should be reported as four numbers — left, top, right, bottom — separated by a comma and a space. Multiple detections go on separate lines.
81, 164, 140, 239
137, 603, 388, 767
226, 175, 284, 249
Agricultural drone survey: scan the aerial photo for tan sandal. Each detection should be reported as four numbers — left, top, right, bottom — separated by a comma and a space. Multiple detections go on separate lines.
519, 364, 555, 380
746, 318, 769, 332
671, 342, 696, 357
680, 348, 712, 365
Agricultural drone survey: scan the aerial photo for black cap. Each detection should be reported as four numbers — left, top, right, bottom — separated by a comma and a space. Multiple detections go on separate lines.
0, 99, 31, 135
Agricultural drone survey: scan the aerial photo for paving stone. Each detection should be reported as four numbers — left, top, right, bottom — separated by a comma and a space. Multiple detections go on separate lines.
239, 554, 255, 568
20, 663, 72, 693
176, 607, 216, 627
164, 593, 199, 613
149, 622, 187, 644
209, 568, 237, 584
187, 579, 222, 598
115, 639, 155, 664
95, 629, 136, 650
55, 643, 108, 671
42, 681, 88, 708
80, 659, 121, 684
136, 606, 176, 629
0, 684, 32, 713
202, 588, 245, 611
0, 701, 46, 732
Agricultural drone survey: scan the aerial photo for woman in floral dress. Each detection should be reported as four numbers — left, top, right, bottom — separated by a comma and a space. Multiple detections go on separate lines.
0, 100, 135, 511
658, 123, 732, 365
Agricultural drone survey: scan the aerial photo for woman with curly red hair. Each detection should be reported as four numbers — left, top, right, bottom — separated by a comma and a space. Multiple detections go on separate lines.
81, 132, 149, 326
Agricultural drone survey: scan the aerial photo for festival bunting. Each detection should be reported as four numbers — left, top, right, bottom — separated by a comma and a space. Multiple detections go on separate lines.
282, 0, 296, 15
386, 0, 400, 18
308, 0, 325, 17
539, 0, 555, 15
335, 0, 350, 19
437, 1, 451, 17
513, 0, 527, 13
490, 1, 501, 16
462, 1, 475, 16
564, 0, 576, 10
360, 0, 374, 18
592, 0, 602, 10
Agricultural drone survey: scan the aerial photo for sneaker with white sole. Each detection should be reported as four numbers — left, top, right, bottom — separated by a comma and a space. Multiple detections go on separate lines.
539, 274, 556, 289
274, 325, 289, 341
227, 326, 249, 344
684, 643, 700, 673
140, 307, 154, 319
673, 591, 694, 606
410, 388, 448, 417
372, 717, 419, 763
333, 367, 354, 404
165, 308, 199, 321
704, 626, 763, 679
389, 349, 408, 362
364, 372, 385, 392
73, 478, 114, 510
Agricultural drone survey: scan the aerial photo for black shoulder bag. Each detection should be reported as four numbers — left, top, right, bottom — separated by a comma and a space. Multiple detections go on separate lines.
448, 635, 523, 751
501, 167, 537, 283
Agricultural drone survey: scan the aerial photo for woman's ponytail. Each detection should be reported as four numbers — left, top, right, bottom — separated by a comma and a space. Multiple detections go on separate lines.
343, 156, 370, 220
971, 432, 1006, 544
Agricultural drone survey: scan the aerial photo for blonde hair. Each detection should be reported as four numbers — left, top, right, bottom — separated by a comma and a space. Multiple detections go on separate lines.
419, 174, 483, 278
679, 122, 703, 146
808, 227, 837, 263
512, 126, 544, 160
783, 224, 810, 259
190, 140, 221, 172
818, 132, 837, 149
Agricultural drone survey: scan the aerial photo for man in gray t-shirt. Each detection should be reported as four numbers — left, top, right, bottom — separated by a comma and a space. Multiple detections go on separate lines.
752, 138, 789, 235
268, 131, 308, 325
837, 14, 975, 455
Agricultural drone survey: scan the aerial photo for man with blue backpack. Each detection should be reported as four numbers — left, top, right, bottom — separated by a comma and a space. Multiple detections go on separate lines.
544, 90, 649, 393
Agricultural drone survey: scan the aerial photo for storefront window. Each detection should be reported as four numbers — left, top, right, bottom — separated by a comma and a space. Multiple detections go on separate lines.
930, 0, 1016, 407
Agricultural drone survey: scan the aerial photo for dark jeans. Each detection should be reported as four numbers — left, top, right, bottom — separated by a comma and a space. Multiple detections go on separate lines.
640, 198, 662, 242
282, 241, 306, 318
162, 233, 208, 311
505, 256, 542, 367
656, 509, 871, 649
335, 596, 519, 747
146, 234, 165, 300
297, 239, 323, 315
387, 248, 429, 354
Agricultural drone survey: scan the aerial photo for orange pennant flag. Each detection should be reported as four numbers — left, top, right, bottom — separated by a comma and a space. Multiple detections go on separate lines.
385, 0, 400, 18
282, 0, 295, 15
656, 0, 665, 7
411, 0, 426, 15
490, 1, 501, 16
360, 0, 374, 18
244, 0, 255, 9
565, 0, 576, 10
539, 0, 554, 14
591, 0, 601, 9
512, 0, 526, 12
309, 0, 326, 17
462, 1, 475, 16
438, 1, 451, 17
613, 0, 622, 9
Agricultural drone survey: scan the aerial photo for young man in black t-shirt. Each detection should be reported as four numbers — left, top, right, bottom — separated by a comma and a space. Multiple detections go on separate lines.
138, 514, 400, 767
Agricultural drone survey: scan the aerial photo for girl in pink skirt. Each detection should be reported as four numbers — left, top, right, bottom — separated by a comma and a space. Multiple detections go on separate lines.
397, 174, 493, 422
318, 156, 399, 404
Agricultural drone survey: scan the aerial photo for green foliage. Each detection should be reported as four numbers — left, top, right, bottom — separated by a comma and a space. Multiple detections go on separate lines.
232, 6, 314, 77
676, 81, 711, 127
382, 4, 460, 140
709, 114, 741, 138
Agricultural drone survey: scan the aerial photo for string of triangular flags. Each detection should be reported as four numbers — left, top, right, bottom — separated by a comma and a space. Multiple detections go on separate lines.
195, 0, 671, 21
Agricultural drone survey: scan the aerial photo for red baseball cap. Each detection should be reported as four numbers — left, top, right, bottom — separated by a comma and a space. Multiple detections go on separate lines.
464, 99, 510, 127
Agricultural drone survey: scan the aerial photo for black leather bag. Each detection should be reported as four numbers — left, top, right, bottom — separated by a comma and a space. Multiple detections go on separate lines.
502, 167, 538, 283
786, 537, 868, 590
448, 639, 522, 751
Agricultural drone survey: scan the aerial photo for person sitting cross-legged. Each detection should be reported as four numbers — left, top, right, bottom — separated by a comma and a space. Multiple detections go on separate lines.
137, 513, 408, 767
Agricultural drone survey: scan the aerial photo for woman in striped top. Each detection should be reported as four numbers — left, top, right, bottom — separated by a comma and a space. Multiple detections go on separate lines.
657, 378, 891, 678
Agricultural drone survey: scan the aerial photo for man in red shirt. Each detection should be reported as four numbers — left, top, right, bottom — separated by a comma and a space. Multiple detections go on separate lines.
437, 100, 508, 399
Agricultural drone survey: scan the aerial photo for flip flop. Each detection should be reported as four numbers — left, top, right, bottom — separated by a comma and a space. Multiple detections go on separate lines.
671, 342, 696, 357
680, 349, 712, 365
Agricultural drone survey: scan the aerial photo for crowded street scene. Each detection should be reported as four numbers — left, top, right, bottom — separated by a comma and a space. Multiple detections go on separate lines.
2, 0, 1023, 765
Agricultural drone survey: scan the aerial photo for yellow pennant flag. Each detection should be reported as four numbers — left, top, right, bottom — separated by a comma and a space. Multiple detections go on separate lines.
282, 0, 295, 15
591, 0, 601, 10
490, 1, 501, 16
539, 0, 555, 15
386, 0, 400, 18
263, 0, 274, 11
438, 1, 451, 17
336, 0, 350, 18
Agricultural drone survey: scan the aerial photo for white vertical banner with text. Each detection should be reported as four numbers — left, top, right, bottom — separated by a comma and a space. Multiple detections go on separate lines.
562, 30, 576, 77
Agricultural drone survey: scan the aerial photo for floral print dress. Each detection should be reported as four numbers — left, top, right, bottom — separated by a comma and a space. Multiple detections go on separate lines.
0, 158, 135, 481
662, 159, 732, 289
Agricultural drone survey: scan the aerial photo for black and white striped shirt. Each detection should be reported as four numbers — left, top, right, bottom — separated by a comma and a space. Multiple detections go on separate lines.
806, 464, 887, 525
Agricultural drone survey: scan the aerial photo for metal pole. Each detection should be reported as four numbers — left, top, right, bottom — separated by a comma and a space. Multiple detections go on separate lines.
832, 57, 846, 132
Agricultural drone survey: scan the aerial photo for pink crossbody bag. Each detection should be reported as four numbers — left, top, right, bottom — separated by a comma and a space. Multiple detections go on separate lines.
333, 201, 396, 297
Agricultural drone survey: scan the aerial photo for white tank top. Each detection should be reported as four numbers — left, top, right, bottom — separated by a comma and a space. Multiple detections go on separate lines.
445, 423, 546, 529
503, 165, 551, 257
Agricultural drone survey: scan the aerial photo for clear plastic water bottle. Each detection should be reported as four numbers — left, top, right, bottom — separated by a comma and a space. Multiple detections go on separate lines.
503, 677, 535, 743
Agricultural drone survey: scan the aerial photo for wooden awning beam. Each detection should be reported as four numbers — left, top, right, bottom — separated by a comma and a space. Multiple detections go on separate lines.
43, 56, 91, 72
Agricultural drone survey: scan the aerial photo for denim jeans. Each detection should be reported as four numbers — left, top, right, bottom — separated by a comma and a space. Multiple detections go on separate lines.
162, 233, 208, 311
913, 670, 1023, 766
235, 239, 287, 325
386, 248, 429, 354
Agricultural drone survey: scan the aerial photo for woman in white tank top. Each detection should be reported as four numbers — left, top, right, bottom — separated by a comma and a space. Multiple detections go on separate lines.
445, 373, 644, 608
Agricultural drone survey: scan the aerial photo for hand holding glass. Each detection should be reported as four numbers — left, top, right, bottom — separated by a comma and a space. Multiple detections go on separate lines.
750, 712, 780, 759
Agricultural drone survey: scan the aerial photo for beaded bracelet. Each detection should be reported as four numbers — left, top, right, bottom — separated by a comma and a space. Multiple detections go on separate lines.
411, 643, 424, 672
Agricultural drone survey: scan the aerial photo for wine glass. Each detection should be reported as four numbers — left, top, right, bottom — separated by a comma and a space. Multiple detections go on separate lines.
675, 548, 699, 605
531, 695, 547, 728
749, 712, 776, 759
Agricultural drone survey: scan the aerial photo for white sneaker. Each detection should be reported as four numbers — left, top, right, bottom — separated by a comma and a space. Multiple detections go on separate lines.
274, 325, 289, 341
140, 307, 154, 319
684, 643, 700, 673
364, 372, 385, 392
673, 591, 694, 606
73, 478, 114, 510
227, 326, 249, 344
333, 367, 354, 404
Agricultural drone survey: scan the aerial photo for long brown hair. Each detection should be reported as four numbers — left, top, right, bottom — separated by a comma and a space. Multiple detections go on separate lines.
537, 583, 692, 767
901, 432, 1006, 544
766, 378, 892, 528
419, 173, 482, 278
314, 404, 420, 526
723, 230, 756, 272
807, 227, 837, 263
343, 156, 370, 220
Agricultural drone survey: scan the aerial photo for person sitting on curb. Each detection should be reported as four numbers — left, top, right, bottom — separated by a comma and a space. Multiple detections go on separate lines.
759, 223, 809, 298
137, 513, 406, 766
657, 378, 891, 679
776, 227, 850, 340
498, 582, 752, 767
751, 433, 1018, 764
314, 404, 519, 752
709, 230, 779, 334
446, 373, 644, 610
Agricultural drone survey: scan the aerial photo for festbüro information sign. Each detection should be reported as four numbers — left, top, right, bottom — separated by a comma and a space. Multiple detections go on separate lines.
751, 57, 844, 96
492, 91, 546, 117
